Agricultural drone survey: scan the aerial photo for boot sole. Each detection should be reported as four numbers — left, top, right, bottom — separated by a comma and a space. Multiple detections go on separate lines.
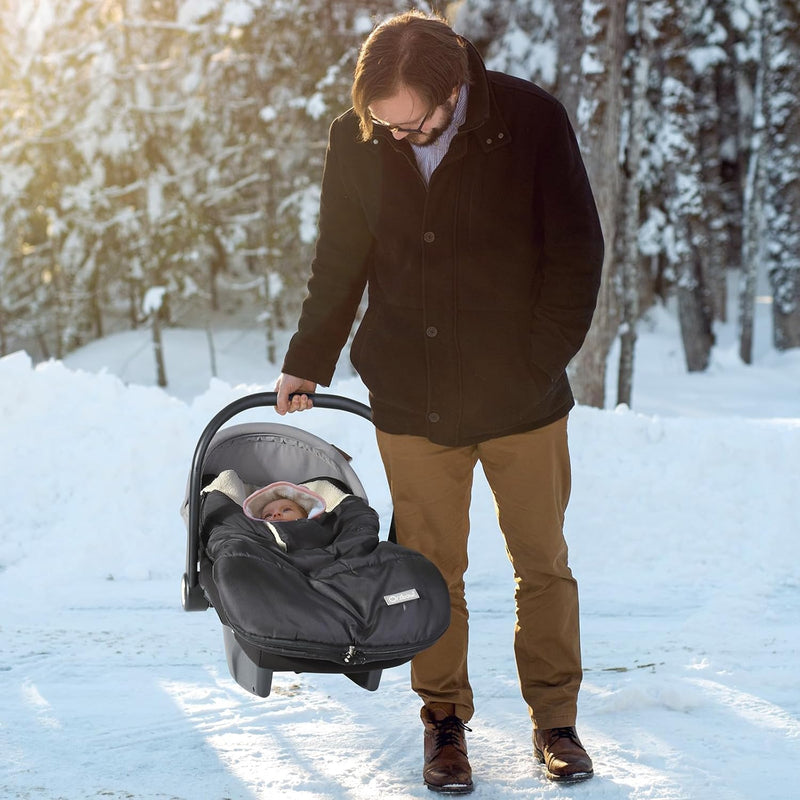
541, 768, 594, 783
425, 780, 474, 794
534, 747, 594, 783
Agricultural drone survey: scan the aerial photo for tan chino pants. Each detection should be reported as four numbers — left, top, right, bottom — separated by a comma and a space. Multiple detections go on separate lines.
376, 416, 582, 729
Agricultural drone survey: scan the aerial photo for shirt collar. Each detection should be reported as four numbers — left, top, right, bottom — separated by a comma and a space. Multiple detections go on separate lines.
410, 82, 469, 161
453, 81, 469, 130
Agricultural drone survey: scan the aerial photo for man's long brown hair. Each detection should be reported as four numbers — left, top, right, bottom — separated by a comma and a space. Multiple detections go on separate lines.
352, 10, 469, 142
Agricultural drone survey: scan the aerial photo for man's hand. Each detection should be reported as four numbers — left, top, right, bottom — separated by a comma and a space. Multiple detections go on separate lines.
275, 374, 317, 415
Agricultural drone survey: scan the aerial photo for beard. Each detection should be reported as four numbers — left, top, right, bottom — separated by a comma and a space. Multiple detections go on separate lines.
408, 95, 458, 147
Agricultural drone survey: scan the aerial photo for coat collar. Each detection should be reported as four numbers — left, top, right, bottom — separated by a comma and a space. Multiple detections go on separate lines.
455, 41, 512, 153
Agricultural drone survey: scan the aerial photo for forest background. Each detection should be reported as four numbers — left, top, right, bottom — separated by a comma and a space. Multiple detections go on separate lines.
1, 0, 798, 409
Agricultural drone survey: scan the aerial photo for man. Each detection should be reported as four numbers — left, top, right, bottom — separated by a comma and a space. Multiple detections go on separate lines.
275, 10, 604, 793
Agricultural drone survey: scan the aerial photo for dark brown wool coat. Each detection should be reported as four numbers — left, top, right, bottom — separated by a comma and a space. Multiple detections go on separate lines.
283, 45, 604, 446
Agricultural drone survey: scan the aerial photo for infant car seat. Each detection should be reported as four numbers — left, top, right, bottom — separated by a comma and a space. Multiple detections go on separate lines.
180, 392, 450, 698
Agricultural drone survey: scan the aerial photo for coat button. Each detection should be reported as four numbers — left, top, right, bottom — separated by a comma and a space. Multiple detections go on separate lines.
426, 326, 438, 338
423, 231, 435, 243
428, 412, 440, 423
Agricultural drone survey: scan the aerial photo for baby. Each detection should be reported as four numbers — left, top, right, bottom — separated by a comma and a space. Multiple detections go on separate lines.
243, 481, 326, 523
259, 497, 307, 521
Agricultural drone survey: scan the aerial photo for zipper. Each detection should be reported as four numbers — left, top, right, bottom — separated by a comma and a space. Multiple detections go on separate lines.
235, 630, 442, 666
343, 645, 365, 665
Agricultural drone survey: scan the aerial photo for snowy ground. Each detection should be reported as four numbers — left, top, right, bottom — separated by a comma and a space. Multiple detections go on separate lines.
1, 298, 799, 800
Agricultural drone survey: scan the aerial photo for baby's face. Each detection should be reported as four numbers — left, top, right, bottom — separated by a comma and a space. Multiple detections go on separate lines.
261, 498, 307, 521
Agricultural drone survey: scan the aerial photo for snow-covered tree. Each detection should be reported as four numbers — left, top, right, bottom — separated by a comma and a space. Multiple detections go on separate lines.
0, 0, 406, 359
653, 0, 715, 372
690, 0, 731, 323
453, 0, 559, 91
616, 0, 652, 407
454, 0, 627, 407
555, 0, 627, 407
762, 0, 800, 350
735, 0, 766, 364
1, 0, 798, 389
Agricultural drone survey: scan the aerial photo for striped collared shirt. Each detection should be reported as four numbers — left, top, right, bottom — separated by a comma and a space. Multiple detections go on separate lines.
411, 83, 469, 185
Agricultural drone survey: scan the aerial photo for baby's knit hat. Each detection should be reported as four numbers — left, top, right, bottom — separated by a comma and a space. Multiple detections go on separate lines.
243, 481, 326, 521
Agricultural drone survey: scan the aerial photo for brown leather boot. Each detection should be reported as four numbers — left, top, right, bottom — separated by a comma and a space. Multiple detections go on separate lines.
533, 726, 593, 782
421, 706, 474, 794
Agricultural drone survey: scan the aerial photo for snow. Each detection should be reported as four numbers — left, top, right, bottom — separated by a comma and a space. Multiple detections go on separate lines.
15, 0, 54, 57
305, 92, 328, 121
687, 45, 728, 74
577, 95, 600, 132
580, 50, 605, 76
488, 30, 558, 88
146, 173, 165, 224
221, 0, 259, 28
178, 0, 221, 27
581, 0, 604, 38
142, 286, 167, 315
1, 299, 799, 799
259, 105, 278, 123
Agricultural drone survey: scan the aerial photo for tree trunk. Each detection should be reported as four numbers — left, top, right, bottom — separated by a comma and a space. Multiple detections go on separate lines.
89, 259, 104, 339
151, 305, 168, 388
209, 229, 226, 313
50, 246, 65, 360
617, 9, 650, 408
263, 272, 277, 365
764, 0, 800, 350
558, 0, 627, 408
695, 68, 729, 322
738, 12, 766, 365
205, 326, 217, 378
36, 330, 51, 360
678, 282, 714, 371
659, 2, 713, 372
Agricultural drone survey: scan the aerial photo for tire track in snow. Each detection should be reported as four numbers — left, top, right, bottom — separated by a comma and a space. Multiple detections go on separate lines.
689, 678, 800, 739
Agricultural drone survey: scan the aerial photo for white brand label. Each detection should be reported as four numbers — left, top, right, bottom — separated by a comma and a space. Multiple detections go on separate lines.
384, 588, 420, 606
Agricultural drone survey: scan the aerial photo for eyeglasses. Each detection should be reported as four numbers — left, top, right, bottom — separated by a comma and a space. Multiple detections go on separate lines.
370, 109, 430, 135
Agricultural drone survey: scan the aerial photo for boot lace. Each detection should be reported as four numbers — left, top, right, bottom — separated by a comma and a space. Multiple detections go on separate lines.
434, 716, 472, 752
547, 726, 579, 744
538, 726, 586, 757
